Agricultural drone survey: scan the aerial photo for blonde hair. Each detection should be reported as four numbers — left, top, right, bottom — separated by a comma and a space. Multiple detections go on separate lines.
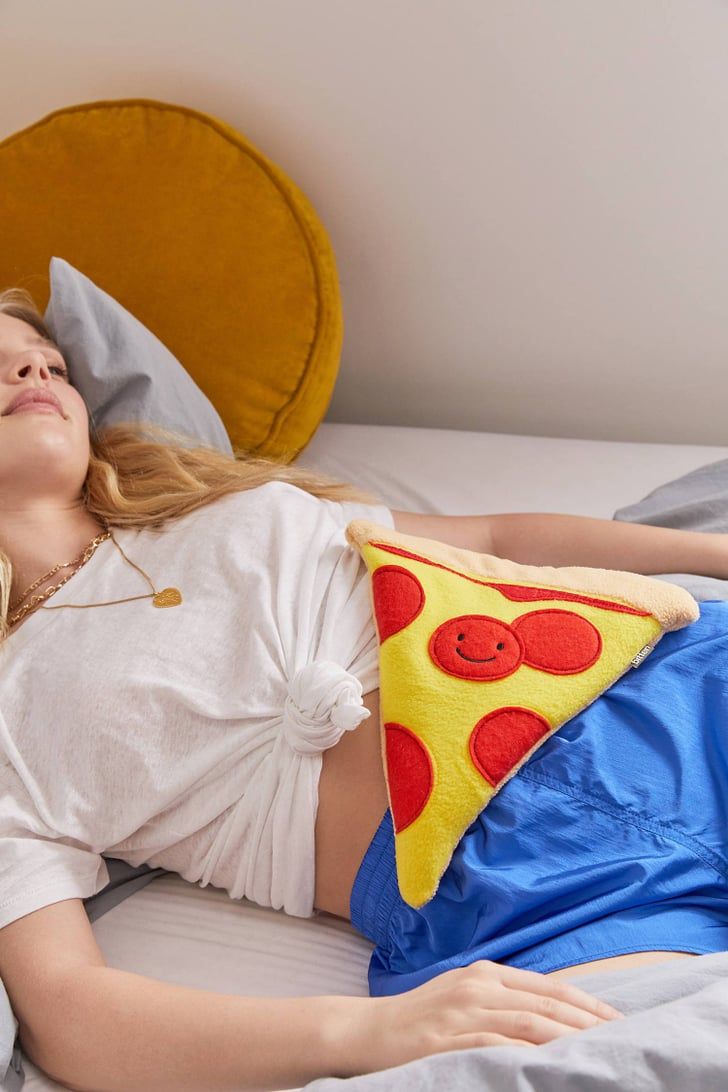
0, 287, 383, 645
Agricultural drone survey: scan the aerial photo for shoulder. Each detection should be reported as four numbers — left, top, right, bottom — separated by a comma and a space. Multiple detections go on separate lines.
163, 483, 323, 545
172, 482, 387, 537
180, 481, 309, 524
220, 480, 331, 515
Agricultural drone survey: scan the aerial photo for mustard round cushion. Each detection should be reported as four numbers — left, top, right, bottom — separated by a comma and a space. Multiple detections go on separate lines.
0, 97, 343, 462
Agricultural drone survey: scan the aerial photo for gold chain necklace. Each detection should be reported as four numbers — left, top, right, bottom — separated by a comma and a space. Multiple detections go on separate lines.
8, 530, 111, 616
8, 529, 182, 628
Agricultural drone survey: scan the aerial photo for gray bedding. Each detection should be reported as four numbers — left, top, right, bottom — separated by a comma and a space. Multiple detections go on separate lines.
305, 951, 728, 1091
4, 456, 728, 1091
613, 454, 728, 602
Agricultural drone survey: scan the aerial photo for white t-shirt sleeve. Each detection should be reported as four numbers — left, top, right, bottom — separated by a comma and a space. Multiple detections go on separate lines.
0, 767, 110, 930
314, 494, 395, 532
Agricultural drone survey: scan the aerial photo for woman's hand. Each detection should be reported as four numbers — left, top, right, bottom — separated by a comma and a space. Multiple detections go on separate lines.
344, 959, 625, 1074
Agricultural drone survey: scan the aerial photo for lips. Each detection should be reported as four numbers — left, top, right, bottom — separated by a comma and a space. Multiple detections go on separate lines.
2, 390, 63, 417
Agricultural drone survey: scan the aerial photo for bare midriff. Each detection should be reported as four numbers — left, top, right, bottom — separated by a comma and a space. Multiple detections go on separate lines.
314, 688, 697, 978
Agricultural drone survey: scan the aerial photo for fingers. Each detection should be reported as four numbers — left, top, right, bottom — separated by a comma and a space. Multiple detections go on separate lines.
493, 962, 625, 1022
454, 1032, 538, 1050
490, 985, 615, 1034
475, 1006, 603, 1045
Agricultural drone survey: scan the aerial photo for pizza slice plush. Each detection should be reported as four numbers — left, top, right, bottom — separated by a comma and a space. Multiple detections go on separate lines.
345, 520, 700, 909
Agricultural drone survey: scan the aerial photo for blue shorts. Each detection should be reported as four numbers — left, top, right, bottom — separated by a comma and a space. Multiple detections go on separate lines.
350, 599, 728, 996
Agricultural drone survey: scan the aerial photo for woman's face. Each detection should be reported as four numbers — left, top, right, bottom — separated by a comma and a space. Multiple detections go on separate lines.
0, 312, 92, 504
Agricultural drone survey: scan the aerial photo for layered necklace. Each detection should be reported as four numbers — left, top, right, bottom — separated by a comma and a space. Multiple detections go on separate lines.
8, 526, 183, 629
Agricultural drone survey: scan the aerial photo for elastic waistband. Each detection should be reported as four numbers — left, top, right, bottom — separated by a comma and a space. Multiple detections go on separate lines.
350, 809, 400, 945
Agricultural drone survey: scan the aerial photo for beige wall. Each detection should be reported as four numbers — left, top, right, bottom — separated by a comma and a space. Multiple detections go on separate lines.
3, 0, 728, 444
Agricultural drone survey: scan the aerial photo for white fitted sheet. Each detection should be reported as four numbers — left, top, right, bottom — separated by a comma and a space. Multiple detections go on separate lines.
301, 423, 728, 519
24, 423, 728, 1091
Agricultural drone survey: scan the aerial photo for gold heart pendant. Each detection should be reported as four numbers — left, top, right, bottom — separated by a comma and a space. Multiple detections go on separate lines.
152, 588, 183, 608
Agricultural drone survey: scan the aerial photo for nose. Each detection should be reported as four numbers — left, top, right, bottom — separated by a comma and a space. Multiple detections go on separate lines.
12, 349, 54, 378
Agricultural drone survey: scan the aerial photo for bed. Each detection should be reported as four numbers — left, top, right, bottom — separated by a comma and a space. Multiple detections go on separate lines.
3, 98, 728, 1091
6, 423, 725, 1090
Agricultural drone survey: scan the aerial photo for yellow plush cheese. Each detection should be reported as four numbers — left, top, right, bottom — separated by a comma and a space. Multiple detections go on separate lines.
345, 521, 700, 909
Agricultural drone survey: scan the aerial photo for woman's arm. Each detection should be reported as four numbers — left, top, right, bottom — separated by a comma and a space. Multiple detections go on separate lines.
33, 959, 624, 1091
391, 510, 728, 579
40, 964, 352, 1091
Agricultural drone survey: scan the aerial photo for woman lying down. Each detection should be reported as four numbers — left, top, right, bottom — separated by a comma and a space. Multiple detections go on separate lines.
0, 287, 727, 1092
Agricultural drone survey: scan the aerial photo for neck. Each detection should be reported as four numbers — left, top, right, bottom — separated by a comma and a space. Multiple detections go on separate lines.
1, 505, 107, 608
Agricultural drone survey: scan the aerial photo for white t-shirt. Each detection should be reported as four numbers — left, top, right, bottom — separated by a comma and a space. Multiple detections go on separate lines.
0, 482, 394, 928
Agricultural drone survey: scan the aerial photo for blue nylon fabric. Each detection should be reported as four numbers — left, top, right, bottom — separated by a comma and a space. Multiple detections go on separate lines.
350, 600, 728, 996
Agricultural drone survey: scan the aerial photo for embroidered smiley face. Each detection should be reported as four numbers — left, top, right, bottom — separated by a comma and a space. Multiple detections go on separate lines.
430, 615, 523, 679
429, 609, 603, 680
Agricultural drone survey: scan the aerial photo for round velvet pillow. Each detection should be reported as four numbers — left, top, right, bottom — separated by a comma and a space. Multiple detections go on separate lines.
0, 97, 343, 462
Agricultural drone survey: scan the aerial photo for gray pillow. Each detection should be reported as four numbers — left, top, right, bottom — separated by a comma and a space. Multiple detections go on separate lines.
43, 256, 233, 455
613, 457, 728, 601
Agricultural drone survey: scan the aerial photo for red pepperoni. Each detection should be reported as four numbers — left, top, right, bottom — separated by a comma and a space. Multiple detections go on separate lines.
469, 707, 552, 786
513, 609, 602, 674
429, 614, 523, 680
384, 722, 434, 832
372, 566, 425, 642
